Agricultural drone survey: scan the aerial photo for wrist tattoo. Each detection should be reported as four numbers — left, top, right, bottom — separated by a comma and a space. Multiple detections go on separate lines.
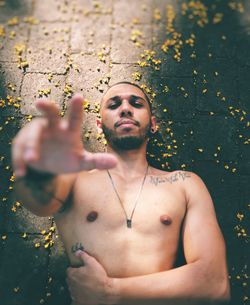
25, 166, 55, 182
15, 167, 63, 205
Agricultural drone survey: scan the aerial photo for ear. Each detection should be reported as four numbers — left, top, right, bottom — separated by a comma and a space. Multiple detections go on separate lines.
150, 115, 157, 133
96, 117, 103, 134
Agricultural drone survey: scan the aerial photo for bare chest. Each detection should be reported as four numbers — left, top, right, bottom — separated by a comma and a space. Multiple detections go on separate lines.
67, 175, 186, 233
55, 174, 187, 273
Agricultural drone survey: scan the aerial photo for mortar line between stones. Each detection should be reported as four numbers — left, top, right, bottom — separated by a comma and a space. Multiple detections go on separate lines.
22, 71, 66, 76
109, 0, 115, 74
36, 12, 113, 24
0, 60, 19, 64
18, 0, 35, 101
61, 15, 73, 112
150, 4, 153, 53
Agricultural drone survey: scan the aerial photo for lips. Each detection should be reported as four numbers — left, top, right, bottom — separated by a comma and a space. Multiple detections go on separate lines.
115, 119, 139, 128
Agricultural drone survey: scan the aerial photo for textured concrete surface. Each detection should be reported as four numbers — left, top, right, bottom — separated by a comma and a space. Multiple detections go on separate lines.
0, 0, 250, 305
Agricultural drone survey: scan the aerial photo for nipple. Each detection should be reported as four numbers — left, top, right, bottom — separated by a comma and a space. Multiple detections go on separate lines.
87, 211, 98, 222
160, 215, 172, 225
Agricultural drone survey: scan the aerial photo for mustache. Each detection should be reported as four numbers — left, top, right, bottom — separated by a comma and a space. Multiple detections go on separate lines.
114, 119, 140, 128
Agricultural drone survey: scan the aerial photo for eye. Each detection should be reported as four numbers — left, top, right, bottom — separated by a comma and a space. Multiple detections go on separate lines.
108, 103, 119, 109
132, 100, 143, 108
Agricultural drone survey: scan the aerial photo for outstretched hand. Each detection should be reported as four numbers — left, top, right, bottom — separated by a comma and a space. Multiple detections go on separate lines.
12, 94, 117, 176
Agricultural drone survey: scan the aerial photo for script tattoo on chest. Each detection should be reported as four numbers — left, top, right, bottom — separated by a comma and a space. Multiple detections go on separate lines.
71, 242, 84, 253
149, 171, 191, 186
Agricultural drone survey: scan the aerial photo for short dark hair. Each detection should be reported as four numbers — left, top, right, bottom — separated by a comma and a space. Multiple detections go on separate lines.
102, 81, 152, 113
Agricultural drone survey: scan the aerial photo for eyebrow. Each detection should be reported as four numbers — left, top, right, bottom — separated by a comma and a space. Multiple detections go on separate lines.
107, 95, 146, 103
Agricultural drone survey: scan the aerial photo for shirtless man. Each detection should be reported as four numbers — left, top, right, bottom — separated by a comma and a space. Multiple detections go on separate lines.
12, 82, 230, 305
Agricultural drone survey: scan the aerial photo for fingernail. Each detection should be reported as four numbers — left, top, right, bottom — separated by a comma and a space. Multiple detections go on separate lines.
75, 250, 83, 257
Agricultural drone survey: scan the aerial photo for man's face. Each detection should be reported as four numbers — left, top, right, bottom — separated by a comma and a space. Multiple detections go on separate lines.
98, 84, 155, 150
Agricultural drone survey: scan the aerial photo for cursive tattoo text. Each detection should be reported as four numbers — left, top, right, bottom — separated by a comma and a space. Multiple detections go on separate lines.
149, 171, 191, 186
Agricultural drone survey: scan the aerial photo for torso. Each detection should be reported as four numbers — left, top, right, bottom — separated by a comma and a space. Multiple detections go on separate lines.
54, 168, 190, 277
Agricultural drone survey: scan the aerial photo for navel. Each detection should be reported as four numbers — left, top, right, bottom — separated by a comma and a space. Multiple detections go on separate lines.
86, 211, 98, 222
160, 214, 172, 225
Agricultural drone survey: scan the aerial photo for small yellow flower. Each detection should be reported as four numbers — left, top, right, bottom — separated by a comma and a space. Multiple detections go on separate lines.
11, 206, 17, 212
7, 16, 19, 26
236, 213, 244, 221
13, 287, 20, 293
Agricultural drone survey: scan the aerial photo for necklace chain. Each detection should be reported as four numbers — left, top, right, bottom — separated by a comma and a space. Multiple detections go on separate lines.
107, 165, 149, 228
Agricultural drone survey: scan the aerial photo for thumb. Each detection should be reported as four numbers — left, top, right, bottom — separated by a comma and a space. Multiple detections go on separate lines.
75, 250, 94, 266
75, 250, 86, 262
79, 151, 117, 170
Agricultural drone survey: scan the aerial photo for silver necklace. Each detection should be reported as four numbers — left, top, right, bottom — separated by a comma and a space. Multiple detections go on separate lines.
107, 165, 149, 228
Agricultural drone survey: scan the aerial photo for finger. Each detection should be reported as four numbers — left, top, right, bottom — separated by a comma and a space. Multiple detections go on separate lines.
66, 277, 71, 291
12, 136, 26, 177
66, 265, 86, 278
67, 94, 84, 132
79, 152, 117, 171
66, 267, 76, 279
76, 251, 96, 267
74, 250, 89, 265
66, 277, 75, 298
35, 99, 61, 129
66, 281, 76, 303
22, 121, 45, 163
12, 120, 46, 176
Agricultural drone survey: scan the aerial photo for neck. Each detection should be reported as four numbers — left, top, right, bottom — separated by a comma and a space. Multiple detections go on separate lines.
106, 142, 148, 177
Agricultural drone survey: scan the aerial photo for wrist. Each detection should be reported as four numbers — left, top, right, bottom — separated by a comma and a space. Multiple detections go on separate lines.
15, 167, 56, 184
14, 167, 61, 206
24, 166, 56, 182
106, 277, 121, 304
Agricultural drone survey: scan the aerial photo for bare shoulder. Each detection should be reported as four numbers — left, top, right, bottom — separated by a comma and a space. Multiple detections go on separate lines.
148, 168, 210, 203
178, 170, 210, 190
179, 171, 214, 209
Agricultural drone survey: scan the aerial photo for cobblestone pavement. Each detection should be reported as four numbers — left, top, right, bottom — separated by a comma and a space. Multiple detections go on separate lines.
0, 1, 250, 305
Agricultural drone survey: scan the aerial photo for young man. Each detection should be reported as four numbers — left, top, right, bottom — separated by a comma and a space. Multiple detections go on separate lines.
12, 82, 230, 305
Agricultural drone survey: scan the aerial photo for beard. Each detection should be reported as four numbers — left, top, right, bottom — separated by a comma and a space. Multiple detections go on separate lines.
102, 122, 151, 151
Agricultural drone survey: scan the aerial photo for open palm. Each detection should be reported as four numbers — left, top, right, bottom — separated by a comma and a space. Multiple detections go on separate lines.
12, 95, 117, 176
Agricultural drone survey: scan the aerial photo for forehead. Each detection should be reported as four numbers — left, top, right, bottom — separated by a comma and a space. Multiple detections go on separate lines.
102, 84, 147, 102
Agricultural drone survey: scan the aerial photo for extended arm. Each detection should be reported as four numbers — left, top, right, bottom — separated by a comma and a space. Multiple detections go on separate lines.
12, 95, 117, 216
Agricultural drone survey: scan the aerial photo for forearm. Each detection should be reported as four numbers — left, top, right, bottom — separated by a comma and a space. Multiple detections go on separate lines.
113, 261, 229, 305
14, 167, 65, 216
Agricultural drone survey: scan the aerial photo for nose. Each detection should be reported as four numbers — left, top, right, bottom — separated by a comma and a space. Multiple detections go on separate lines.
119, 100, 133, 117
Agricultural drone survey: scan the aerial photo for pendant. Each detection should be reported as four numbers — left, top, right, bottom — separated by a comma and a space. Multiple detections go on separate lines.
127, 219, 132, 228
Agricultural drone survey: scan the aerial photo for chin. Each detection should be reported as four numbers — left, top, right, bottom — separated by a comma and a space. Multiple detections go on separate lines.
111, 135, 146, 150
